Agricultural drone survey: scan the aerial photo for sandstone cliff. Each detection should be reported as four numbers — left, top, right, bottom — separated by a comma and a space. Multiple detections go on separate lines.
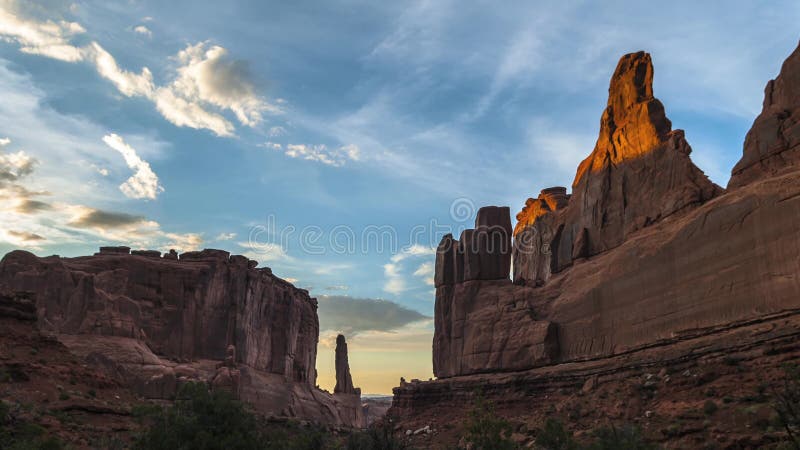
730, 41, 800, 188
417, 42, 800, 430
396, 42, 800, 448
0, 247, 365, 428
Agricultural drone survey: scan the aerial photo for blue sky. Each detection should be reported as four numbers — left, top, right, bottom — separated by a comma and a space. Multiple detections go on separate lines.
0, 0, 798, 393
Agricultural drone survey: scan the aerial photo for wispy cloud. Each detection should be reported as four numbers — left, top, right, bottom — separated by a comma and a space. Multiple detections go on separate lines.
383, 244, 435, 294
317, 295, 429, 337
269, 143, 361, 167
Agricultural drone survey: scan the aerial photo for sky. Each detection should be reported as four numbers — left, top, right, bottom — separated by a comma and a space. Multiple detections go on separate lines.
0, 0, 798, 394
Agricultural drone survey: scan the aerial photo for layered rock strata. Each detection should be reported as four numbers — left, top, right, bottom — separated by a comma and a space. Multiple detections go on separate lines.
396, 43, 800, 447
433, 206, 558, 377
430, 47, 800, 379
0, 248, 364, 427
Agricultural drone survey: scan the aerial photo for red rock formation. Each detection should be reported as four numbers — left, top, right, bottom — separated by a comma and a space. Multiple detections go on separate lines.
334, 334, 358, 395
729, 41, 800, 188
395, 45, 800, 447
0, 248, 364, 427
555, 52, 720, 268
433, 206, 557, 377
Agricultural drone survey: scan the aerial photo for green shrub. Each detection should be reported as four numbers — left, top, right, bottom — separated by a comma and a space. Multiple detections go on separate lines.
346, 423, 408, 450
134, 382, 265, 450
773, 364, 800, 447
703, 400, 718, 416
133, 382, 336, 450
535, 418, 579, 450
461, 395, 517, 450
586, 424, 657, 450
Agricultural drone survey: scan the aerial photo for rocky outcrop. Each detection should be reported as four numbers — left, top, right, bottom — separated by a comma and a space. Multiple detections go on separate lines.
729, 42, 800, 188
334, 334, 358, 395
512, 187, 569, 286
430, 49, 800, 381
433, 206, 558, 377
554, 51, 720, 269
0, 248, 364, 428
394, 44, 800, 447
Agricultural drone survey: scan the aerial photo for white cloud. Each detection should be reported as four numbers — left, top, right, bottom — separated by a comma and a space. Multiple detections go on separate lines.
383, 244, 435, 294
0, 3, 275, 137
0, 4, 85, 62
214, 232, 236, 241
133, 25, 151, 37
154, 42, 273, 135
413, 261, 434, 286
102, 133, 163, 200
268, 126, 286, 137
0, 137, 10, 146
88, 42, 154, 97
261, 141, 282, 150
281, 143, 361, 167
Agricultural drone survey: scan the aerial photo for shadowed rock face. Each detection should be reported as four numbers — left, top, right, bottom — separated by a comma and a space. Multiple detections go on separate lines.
729, 41, 800, 188
433, 206, 558, 377
0, 248, 364, 427
431, 48, 800, 382
334, 334, 358, 395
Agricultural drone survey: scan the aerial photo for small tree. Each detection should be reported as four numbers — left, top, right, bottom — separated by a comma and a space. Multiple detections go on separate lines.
773, 364, 800, 448
462, 395, 517, 450
134, 382, 263, 450
346, 423, 408, 450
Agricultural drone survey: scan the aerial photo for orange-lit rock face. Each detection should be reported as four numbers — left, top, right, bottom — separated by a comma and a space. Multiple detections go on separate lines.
513, 187, 569, 236
573, 52, 671, 185
729, 41, 800, 188
555, 51, 719, 266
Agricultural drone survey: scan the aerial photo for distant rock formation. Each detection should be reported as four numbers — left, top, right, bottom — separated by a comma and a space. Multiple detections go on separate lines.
729, 42, 800, 188
0, 247, 365, 428
334, 334, 358, 395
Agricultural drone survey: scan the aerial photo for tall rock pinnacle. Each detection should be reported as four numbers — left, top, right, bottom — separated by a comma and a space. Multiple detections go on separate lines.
729, 41, 800, 188
551, 51, 720, 269
334, 334, 357, 395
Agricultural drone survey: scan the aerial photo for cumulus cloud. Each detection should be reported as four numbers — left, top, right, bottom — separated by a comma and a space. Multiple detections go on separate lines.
102, 133, 163, 200
276, 143, 361, 167
317, 295, 430, 336
133, 25, 151, 37
413, 261, 434, 286
153, 42, 274, 136
0, 2, 275, 137
0, 145, 36, 181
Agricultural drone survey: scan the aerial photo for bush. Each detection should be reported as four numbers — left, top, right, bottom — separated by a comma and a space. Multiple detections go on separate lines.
134, 382, 332, 450
535, 418, 579, 450
346, 423, 408, 450
586, 424, 657, 450
703, 400, 718, 416
461, 395, 518, 450
773, 364, 800, 447
0, 406, 65, 450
